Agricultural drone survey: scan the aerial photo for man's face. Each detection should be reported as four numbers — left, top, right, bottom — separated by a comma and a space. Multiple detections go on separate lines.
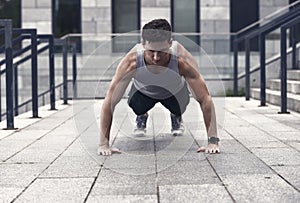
143, 40, 172, 66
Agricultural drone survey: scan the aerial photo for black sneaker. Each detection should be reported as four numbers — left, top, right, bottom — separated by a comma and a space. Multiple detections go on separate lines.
171, 113, 184, 135
134, 114, 148, 134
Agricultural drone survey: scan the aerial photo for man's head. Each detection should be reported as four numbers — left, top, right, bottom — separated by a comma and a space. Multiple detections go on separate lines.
142, 19, 172, 43
142, 19, 173, 66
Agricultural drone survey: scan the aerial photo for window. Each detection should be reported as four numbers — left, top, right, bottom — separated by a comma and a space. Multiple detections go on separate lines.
52, 0, 81, 52
230, 0, 259, 51
171, 0, 200, 51
112, 0, 141, 52
289, 0, 300, 44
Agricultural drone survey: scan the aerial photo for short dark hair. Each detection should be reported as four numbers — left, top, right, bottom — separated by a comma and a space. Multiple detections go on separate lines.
142, 19, 172, 42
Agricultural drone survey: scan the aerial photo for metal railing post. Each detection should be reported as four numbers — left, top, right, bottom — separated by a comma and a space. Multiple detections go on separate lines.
72, 43, 77, 99
3, 20, 14, 129
233, 35, 238, 96
0, 66, 1, 122
245, 38, 250, 100
31, 29, 39, 118
14, 65, 19, 116
259, 33, 266, 106
280, 27, 288, 113
291, 26, 297, 69
49, 35, 56, 110
62, 38, 68, 104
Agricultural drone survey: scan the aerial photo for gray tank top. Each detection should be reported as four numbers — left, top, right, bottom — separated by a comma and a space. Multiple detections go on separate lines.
133, 41, 185, 99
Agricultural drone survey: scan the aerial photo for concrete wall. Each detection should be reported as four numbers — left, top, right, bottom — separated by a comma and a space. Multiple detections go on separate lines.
22, 0, 52, 34
82, 0, 111, 34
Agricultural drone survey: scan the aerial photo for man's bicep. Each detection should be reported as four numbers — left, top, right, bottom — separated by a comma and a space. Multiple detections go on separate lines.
107, 59, 134, 101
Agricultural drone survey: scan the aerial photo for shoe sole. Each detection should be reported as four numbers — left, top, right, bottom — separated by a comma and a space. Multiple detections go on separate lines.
171, 129, 184, 136
134, 129, 146, 136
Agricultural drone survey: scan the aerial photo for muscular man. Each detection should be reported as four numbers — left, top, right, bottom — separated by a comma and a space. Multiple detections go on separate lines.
98, 19, 220, 156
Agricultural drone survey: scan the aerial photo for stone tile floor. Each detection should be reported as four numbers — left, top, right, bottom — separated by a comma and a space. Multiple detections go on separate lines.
0, 97, 300, 202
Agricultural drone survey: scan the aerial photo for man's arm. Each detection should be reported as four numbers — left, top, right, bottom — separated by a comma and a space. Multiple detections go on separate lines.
98, 51, 136, 156
177, 43, 220, 154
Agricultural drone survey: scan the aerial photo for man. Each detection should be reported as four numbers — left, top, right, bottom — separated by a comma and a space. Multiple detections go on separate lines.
98, 19, 220, 156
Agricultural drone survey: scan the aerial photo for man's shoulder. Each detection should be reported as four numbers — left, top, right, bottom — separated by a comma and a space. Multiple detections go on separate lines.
120, 51, 137, 71
176, 42, 191, 57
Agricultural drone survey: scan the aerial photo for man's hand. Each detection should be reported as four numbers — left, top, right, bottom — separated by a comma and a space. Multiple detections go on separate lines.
97, 144, 121, 156
197, 143, 220, 154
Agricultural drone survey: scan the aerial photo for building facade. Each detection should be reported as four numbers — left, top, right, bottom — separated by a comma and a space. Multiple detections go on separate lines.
0, 0, 296, 96
1, 0, 291, 38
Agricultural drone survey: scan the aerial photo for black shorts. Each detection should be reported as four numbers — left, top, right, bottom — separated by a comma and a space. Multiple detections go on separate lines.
127, 83, 190, 116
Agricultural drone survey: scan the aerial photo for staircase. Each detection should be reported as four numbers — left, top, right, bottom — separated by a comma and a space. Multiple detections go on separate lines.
251, 69, 300, 112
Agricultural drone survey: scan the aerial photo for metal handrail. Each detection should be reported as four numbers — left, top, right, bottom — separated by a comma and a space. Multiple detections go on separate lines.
0, 25, 60, 128
0, 83, 64, 120
233, 3, 300, 113
280, 15, 300, 113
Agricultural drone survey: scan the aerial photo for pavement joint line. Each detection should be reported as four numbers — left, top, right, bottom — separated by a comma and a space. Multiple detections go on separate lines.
37, 176, 97, 179
276, 173, 300, 193
205, 158, 236, 203
270, 164, 300, 167
187, 127, 236, 203
152, 115, 160, 203
9, 104, 98, 202
82, 112, 129, 203
83, 165, 104, 203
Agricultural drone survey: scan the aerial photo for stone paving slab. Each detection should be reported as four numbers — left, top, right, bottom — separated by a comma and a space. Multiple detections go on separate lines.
0, 97, 300, 202
40, 155, 100, 178
86, 195, 157, 203
14, 178, 94, 203
91, 169, 157, 196
0, 163, 48, 201
159, 184, 233, 203
222, 174, 300, 202
157, 160, 220, 186
251, 147, 300, 166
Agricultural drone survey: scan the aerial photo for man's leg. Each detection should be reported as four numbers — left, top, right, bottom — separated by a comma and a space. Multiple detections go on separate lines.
160, 83, 190, 135
128, 85, 157, 133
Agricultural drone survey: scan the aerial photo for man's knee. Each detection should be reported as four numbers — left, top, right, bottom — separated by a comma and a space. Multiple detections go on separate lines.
128, 101, 148, 115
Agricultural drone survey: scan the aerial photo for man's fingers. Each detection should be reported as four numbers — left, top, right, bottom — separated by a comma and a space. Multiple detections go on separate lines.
197, 147, 206, 153
97, 147, 121, 156
111, 148, 121, 153
97, 149, 103, 155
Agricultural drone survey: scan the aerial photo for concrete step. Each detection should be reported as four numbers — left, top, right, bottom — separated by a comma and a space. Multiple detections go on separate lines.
251, 88, 300, 112
267, 79, 300, 94
287, 70, 300, 80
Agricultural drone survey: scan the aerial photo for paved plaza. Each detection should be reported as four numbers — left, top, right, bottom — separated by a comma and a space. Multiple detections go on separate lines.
0, 97, 300, 202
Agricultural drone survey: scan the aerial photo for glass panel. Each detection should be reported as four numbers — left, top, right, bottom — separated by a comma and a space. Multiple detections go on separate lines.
289, 0, 300, 44
230, 0, 259, 51
52, 0, 81, 52
171, 0, 199, 51
0, 0, 21, 51
112, 0, 140, 52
